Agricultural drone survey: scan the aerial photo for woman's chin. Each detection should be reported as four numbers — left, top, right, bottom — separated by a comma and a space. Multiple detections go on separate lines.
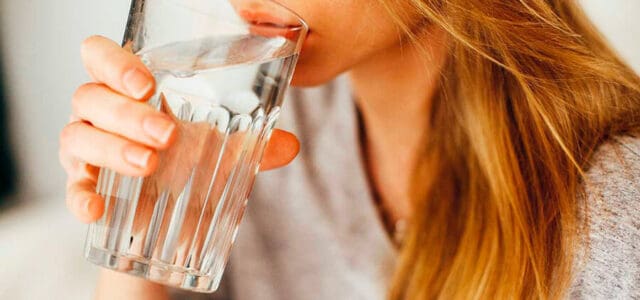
290, 69, 334, 87
290, 75, 320, 87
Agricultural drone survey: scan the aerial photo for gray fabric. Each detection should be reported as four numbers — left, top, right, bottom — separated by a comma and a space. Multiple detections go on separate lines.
570, 136, 640, 299
172, 77, 640, 299
218, 76, 396, 300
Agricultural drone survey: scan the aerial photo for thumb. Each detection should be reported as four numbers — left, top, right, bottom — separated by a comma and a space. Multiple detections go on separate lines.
260, 129, 300, 171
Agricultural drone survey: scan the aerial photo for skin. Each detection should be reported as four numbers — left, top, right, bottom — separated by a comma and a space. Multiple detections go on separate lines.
59, 0, 448, 298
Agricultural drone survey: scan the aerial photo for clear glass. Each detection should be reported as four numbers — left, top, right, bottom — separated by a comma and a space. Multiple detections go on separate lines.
84, 0, 308, 293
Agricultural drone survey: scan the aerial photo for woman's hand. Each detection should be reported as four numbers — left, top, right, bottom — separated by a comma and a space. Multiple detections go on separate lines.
59, 35, 300, 224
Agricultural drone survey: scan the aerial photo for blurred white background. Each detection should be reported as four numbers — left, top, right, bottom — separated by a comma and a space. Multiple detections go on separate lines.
0, 1, 131, 299
0, 0, 131, 199
0, 0, 638, 299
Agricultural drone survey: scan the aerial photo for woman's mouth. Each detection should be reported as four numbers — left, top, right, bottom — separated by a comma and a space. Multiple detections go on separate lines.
238, 10, 309, 43
239, 10, 300, 28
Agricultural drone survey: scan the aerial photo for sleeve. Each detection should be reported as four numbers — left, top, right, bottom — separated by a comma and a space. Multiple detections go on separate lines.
569, 135, 640, 299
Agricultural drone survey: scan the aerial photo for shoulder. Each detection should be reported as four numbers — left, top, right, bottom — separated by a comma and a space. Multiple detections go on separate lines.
581, 134, 640, 238
587, 134, 640, 178
571, 134, 640, 298
583, 134, 640, 211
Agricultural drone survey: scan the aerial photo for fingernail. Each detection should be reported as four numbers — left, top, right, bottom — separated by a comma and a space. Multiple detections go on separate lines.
123, 145, 152, 168
123, 68, 153, 99
143, 115, 176, 144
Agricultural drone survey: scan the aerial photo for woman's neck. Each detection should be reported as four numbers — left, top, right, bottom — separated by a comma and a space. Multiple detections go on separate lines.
348, 28, 448, 223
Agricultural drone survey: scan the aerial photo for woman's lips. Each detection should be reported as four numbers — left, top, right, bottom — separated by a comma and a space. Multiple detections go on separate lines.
238, 10, 300, 28
238, 10, 309, 42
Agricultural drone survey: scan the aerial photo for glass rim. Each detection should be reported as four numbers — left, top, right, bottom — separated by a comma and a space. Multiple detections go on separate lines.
126, 0, 309, 52
140, 0, 309, 35
261, 0, 309, 32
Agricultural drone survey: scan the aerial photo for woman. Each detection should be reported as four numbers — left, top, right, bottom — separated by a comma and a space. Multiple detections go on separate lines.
59, 0, 640, 298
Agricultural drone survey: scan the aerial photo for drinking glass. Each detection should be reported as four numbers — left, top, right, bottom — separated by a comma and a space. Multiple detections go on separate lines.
84, 0, 308, 293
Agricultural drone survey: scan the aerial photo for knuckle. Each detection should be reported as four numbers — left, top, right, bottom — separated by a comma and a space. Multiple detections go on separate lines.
59, 124, 76, 147
71, 83, 98, 115
59, 122, 85, 153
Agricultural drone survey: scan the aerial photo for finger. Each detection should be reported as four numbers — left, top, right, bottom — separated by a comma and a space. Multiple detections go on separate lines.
59, 141, 80, 176
66, 177, 104, 223
59, 119, 95, 180
72, 83, 177, 149
60, 121, 159, 177
59, 147, 98, 183
80, 35, 155, 100
260, 129, 300, 171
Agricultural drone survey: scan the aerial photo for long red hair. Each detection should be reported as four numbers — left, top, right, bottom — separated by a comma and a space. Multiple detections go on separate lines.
379, 0, 640, 298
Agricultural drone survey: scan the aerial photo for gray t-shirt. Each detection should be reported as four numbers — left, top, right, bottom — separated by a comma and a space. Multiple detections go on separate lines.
174, 76, 640, 299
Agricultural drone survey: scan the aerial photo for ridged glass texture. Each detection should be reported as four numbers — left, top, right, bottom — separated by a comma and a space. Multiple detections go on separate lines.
83, 0, 306, 292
